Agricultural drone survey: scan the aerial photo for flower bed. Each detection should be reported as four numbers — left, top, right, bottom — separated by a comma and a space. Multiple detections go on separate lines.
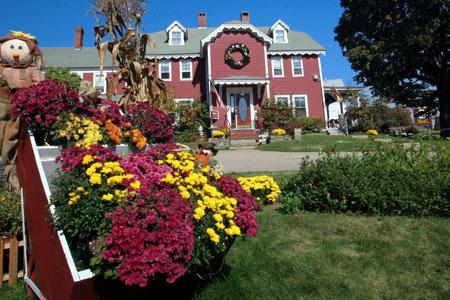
13, 80, 261, 292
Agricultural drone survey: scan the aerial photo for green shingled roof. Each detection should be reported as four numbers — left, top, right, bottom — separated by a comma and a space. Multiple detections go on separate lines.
42, 47, 113, 70
41, 23, 324, 69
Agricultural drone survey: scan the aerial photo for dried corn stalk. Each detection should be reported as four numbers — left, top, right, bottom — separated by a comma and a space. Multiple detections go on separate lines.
90, 0, 170, 110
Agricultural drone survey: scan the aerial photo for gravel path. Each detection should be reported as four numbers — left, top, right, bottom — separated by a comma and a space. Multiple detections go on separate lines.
216, 149, 322, 173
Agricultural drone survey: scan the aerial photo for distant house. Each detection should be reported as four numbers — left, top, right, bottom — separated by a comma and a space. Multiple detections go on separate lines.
323, 79, 362, 127
41, 12, 346, 137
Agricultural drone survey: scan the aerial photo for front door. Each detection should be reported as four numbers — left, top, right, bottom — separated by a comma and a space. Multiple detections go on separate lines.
228, 92, 252, 129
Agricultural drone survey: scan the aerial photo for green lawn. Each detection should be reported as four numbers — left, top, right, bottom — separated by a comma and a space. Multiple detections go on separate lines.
257, 133, 450, 152
257, 134, 404, 152
3, 209, 449, 300
195, 208, 450, 300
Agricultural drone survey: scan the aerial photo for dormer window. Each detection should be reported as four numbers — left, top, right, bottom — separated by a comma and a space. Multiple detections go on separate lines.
166, 21, 187, 46
270, 20, 290, 44
170, 30, 182, 45
275, 29, 286, 43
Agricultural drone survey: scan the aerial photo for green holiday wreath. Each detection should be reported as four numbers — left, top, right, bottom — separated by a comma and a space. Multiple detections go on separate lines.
224, 43, 251, 69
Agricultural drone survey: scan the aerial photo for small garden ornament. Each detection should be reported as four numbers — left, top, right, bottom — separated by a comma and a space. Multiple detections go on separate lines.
0, 31, 44, 190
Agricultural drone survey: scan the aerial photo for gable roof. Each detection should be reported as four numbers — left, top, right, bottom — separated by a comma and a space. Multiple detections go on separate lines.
41, 21, 325, 69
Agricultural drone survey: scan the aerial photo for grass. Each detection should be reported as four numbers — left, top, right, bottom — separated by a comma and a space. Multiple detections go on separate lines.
3, 209, 449, 300
0, 282, 27, 300
257, 133, 449, 152
257, 133, 404, 152
194, 208, 450, 300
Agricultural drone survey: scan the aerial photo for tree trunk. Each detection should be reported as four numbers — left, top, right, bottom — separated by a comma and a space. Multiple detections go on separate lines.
438, 82, 450, 137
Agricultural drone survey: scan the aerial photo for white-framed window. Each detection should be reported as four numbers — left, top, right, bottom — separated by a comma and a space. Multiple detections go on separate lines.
175, 98, 194, 106
291, 56, 304, 77
274, 95, 290, 106
271, 56, 284, 77
292, 95, 309, 116
275, 29, 287, 43
159, 59, 171, 81
180, 59, 192, 80
94, 72, 106, 94
169, 30, 183, 45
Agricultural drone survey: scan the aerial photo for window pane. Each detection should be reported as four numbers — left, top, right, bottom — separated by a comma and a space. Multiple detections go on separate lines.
172, 31, 181, 45
160, 60, 170, 79
94, 74, 105, 93
277, 97, 289, 105
292, 57, 303, 75
181, 60, 190, 72
272, 57, 283, 76
182, 71, 191, 79
293, 96, 306, 116
275, 30, 285, 43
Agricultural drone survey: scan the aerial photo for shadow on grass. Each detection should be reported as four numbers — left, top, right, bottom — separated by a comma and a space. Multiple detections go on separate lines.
92, 264, 232, 300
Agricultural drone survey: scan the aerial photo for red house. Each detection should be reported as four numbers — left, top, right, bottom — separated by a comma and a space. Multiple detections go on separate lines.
42, 11, 327, 139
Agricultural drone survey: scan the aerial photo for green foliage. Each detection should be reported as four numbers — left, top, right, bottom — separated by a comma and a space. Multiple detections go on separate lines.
0, 190, 21, 237
45, 67, 82, 90
173, 101, 210, 142
50, 169, 116, 264
281, 143, 450, 215
256, 99, 294, 131
286, 116, 325, 134
346, 98, 413, 132
335, 0, 450, 134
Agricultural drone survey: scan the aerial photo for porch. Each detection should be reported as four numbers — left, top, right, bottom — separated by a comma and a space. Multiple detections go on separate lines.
209, 76, 269, 139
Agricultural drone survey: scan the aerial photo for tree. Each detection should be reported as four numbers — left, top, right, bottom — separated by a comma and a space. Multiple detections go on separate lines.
45, 67, 82, 90
335, 0, 450, 136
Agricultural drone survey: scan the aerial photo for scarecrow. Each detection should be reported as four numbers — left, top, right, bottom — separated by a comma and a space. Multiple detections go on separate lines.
0, 31, 45, 190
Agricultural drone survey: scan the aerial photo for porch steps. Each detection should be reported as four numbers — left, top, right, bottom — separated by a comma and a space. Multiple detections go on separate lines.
327, 128, 344, 135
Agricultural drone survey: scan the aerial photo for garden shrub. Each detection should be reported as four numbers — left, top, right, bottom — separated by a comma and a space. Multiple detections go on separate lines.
0, 190, 21, 237
45, 67, 82, 90
256, 99, 294, 131
173, 101, 210, 142
281, 144, 450, 216
286, 116, 325, 134
346, 99, 412, 133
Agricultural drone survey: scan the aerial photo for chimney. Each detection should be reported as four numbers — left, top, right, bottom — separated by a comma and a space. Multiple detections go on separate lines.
198, 12, 207, 28
241, 11, 250, 24
74, 27, 84, 49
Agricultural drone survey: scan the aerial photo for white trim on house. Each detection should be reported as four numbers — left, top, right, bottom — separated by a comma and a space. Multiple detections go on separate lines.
166, 21, 187, 45
268, 50, 326, 56
93, 71, 107, 94
318, 56, 328, 125
226, 87, 255, 129
207, 44, 213, 128
201, 23, 273, 54
179, 59, 193, 81
169, 29, 184, 46
213, 78, 270, 86
269, 19, 290, 34
291, 56, 304, 77
158, 59, 172, 81
271, 56, 284, 77
151, 53, 200, 59
274, 94, 290, 105
272, 24, 289, 44
292, 94, 309, 116
264, 44, 269, 78
175, 98, 194, 105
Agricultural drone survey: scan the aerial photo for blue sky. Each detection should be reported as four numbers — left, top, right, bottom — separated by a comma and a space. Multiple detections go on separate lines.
0, 0, 357, 85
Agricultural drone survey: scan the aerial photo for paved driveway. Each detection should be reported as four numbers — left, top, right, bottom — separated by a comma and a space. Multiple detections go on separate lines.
216, 149, 322, 173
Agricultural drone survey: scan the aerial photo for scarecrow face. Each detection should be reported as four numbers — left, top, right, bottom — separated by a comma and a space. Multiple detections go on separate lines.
0, 39, 33, 65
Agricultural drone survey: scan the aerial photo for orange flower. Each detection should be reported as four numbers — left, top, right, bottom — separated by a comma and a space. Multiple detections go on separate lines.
105, 119, 122, 145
